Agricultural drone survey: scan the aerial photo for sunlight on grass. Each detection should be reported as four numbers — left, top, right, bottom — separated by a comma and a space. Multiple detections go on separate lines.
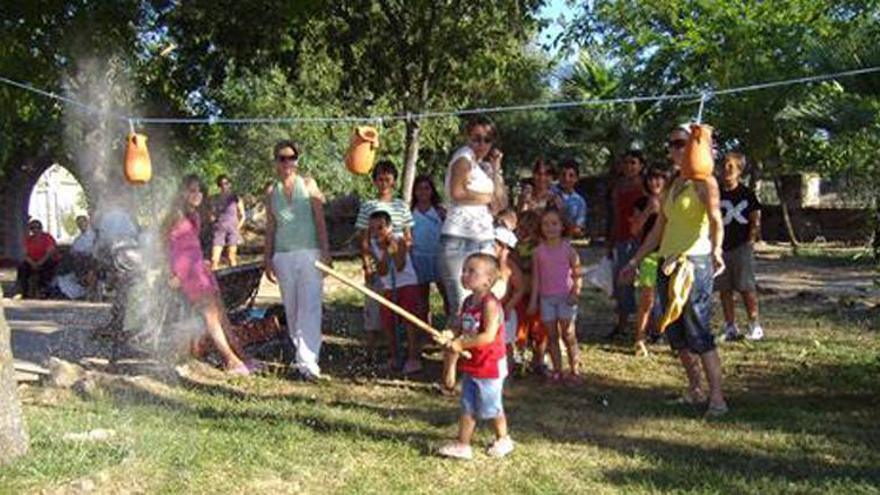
2, 259, 879, 494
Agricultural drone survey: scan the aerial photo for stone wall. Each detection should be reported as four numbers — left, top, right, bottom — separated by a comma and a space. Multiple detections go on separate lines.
760, 206, 874, 243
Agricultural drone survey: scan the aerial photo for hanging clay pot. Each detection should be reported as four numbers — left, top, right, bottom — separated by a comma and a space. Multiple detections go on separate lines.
124, 132, 152, 184
345, 126, 380, 175
682, 123, 714, 181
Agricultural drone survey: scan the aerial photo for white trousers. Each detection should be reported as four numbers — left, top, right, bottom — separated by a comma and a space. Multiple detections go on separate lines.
273, 249, 323, 375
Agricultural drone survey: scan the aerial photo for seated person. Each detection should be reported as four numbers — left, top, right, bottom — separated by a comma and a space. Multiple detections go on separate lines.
56, 215, 99, 300
165, 174, 258, 375
16, 219, 60, 299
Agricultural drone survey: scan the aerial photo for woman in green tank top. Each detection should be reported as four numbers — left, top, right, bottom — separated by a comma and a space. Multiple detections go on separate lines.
263, 139, 332, 381
620, 125, 729, 417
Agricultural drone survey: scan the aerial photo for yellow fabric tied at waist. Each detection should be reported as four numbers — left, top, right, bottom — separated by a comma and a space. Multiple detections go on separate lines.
657, 256, 695, 334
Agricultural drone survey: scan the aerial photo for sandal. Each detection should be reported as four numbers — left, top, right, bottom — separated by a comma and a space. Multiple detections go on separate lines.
666, 392, 707, 407
546, 371, 563, 385
245, 359, 266, 374
704, 403, 729, 418
226, 363, 250, 377
563, 372, 584, 385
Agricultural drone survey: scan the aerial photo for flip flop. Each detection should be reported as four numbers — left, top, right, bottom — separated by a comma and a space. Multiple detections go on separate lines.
226, 364, 251, 377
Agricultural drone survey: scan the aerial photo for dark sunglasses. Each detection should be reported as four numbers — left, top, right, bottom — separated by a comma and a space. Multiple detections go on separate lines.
275, 154, 298, 163
470, 135, 493, 144
667, 139, 687, 149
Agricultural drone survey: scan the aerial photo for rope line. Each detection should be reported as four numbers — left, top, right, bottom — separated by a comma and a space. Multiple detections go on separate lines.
0, 75, 129, 121
1, 66, 878, 126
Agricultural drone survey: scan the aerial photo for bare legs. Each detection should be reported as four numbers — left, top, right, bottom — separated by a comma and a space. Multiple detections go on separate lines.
227, 245, 238, 267
454, 413, 507, 446
634, 287, 654, 356
210, 246, 223, 270
210, 245, 239, 270
200, 297, 247, 370
678, 349, 726, 408
547, 319, 579, 375
721, 289, 760, 326
443, 350, 458, 390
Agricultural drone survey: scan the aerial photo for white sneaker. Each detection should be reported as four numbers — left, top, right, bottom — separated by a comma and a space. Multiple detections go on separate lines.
746, 322, 764, 341
486, 436, 515, 458
721, 322, 739, 342
439, 442, 473, 460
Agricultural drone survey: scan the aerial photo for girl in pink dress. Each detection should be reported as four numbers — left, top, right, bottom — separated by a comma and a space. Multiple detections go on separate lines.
165, 174, 254, 375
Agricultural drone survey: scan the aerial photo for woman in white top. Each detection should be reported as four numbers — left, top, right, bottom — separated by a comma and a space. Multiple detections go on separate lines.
438, 115, 508, 318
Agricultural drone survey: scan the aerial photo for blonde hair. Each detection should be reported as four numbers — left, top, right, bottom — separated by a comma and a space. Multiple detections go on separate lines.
465, 253, 500, 285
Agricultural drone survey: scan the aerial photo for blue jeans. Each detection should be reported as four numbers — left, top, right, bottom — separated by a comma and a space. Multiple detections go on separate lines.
437, 235, 495, 317
658, 255, 716, 354
612, 239, 639, 316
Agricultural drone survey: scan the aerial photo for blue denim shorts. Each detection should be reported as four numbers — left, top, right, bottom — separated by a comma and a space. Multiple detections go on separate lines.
460, 372, 506, 420
540, 294, 577, 322
658, 255, 716, 354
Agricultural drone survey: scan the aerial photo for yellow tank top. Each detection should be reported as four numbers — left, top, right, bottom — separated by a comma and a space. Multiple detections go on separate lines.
658, 180, 712, 257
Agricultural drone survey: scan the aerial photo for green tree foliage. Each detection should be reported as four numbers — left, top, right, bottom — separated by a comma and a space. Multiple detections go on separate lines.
150, 1, 551, 201
0, 2, 142, 180
570, 0, 880, 176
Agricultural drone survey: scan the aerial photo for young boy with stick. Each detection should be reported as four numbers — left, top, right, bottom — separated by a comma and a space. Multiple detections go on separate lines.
439, 253, 513, 459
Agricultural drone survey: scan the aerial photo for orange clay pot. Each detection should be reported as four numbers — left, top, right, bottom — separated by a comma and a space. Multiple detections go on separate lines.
124, 132, 152, 184
345, 126, 380, 175
682, 123, 714, 181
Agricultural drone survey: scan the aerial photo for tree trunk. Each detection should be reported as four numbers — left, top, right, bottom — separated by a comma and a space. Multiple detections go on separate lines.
773, 176, 800, 253
401, 117, 421, 204
0, 301, 29, 464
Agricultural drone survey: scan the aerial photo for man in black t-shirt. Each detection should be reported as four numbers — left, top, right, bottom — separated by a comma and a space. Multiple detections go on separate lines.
717, 152, 763, 342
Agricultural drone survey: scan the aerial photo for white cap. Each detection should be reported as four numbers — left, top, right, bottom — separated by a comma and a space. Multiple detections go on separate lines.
494, 226, 517, 248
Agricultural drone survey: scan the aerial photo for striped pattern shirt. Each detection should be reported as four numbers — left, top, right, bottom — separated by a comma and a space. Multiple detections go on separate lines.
355, 198, 414, 234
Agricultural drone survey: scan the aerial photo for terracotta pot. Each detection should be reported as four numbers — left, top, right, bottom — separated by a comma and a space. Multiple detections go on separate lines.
682, 124, 714, 181
124, 132, 152, 184
345, 126, 380, 175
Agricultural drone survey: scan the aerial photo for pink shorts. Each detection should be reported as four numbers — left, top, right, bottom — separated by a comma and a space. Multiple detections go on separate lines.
380, 285, 427, 332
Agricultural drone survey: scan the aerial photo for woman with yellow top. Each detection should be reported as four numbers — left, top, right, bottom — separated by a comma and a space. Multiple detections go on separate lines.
620, 125, 728, 417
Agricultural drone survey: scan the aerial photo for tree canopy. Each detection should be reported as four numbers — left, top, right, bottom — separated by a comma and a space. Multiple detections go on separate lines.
0, 0, 877, 202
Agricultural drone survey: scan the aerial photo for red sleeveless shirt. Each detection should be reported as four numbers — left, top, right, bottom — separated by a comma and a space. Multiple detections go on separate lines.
458, 293, 506, 379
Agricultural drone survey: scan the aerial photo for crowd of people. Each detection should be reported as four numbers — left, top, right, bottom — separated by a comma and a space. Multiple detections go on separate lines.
13, 114, 766, 460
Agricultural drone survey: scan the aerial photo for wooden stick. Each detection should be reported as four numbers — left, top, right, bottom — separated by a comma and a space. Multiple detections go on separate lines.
314, 260, 470, 359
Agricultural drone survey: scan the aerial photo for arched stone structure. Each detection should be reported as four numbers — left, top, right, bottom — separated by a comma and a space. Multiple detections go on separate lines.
0, 156, 96, 263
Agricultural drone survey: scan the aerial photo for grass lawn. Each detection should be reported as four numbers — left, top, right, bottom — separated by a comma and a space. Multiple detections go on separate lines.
2, 259, 879, 494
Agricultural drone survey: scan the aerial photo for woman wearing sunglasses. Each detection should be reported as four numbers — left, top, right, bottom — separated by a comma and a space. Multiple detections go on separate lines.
264, 139, 332, 382
438, 115, 508, 319
620, 124, 728, 417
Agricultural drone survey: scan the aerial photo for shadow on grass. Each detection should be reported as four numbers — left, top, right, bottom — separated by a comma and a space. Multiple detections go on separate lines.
759, 291, 880, 332
82, 291, 880, 490
92, 343, 880, 489
98, 367, 449, 456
